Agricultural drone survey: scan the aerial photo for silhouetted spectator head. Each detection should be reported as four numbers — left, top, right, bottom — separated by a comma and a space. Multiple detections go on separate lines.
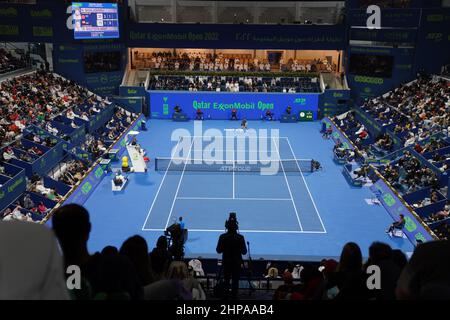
397, 240, 450, 299
52, 204, 91, 262
156, 235, 168, 250
337, 242, 362, 272
368, 242, 393, 264
120, 235, 151, 286
101, 246, 119, 256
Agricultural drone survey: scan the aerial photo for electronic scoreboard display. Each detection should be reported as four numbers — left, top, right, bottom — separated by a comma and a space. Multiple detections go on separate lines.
73, 2, 119, 40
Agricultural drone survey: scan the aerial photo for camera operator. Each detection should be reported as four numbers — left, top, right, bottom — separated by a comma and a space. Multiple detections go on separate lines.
216, 213, 247, 299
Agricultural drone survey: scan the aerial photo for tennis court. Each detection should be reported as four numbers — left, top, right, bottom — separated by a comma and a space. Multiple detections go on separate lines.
142, 135, 326, 234
84, 120, 414, 261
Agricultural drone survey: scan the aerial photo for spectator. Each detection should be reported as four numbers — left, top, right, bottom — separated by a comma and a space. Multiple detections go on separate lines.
327, 242, 368, 300
0, 220, 69, 299
150, 236, 172, 281
166, 261, 206, 300
397, 240, 450, 299
120, 235, 152, 287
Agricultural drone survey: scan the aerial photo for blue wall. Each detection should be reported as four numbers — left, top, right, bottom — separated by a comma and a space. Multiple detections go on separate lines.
346, 46, 416, 104
149, 91, 319, 120
0, 164, 26, 211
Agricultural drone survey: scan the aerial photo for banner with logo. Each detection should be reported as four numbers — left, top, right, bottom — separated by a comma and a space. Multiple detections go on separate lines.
0, 168, 26, 211
149, 91, 319, 120
370, 177, 435, 244
127, 23, 347, 50
319, 89, 351, 117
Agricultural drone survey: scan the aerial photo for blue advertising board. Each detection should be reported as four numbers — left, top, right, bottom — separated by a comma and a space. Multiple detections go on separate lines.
149, 91, 319, 120
370, 177, 435, 244
127, 23, 347, 50
0, 167, 26, 211
346, 46, 416, 104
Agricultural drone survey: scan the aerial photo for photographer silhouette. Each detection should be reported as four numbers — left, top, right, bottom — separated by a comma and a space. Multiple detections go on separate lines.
216, 212, 247, 299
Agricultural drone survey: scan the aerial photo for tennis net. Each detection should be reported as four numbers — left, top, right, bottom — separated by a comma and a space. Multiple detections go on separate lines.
154, 157, 314, 173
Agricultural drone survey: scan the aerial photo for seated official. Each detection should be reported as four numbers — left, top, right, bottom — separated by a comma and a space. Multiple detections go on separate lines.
386, 214, 405, 234
174, 105, 182, 114
265, 110, 274, 121
113, 171, 125, 186
353, 165, 369, 179
195, 108, 204, 120
285, 106, 292, 115
231, 108, 238, 120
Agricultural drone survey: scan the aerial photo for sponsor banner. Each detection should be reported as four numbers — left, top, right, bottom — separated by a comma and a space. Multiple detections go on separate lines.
0, 169, 27, 211
370, 178, 434, 243
149, 91, 319, 120
127, 23, 347, 50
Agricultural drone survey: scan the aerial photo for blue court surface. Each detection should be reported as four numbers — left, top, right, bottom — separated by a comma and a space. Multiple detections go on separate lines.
84, 120, 415, 261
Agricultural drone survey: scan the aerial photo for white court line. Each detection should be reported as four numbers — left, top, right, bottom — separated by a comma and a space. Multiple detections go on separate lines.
164, 139, 194, 229
232, 148, 235, 199
176, 197, 292, 201
272, 137, 304, 232
141, 138, 182, 231
285, 138, 327, 233
142, 228, 326, 234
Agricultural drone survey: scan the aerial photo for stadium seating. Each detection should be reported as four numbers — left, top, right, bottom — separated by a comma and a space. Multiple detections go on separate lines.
0, 70, 139, 223
329, 74, 450, 240
148, 74, 321, 93
0, 48, 27, 75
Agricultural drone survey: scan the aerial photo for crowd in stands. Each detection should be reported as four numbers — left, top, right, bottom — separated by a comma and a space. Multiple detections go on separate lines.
381, 151, 439, 195
2, 203, 450, 300
280, 58, 335, 73
133, 51, 335, 74
0, 70, 92, 146
75, 108, 135, 164
330, 75, 450, 239
1, 70, 139, 225
0, 48, 27, 75
360, 74, 450, 147
134, 51, 272, 72
149, 75, 320, 93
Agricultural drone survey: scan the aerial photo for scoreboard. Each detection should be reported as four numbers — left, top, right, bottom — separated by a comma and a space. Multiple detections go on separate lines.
73, 2, 119, 39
